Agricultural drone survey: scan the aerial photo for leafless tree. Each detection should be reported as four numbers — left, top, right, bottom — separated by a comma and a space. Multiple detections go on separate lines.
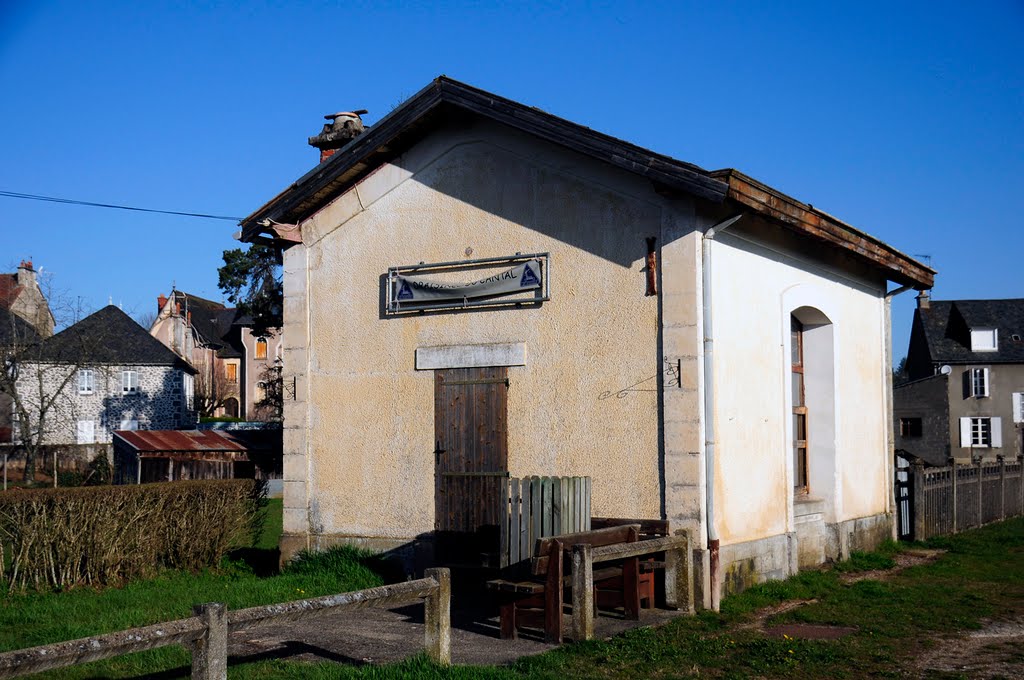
0, 293, 96, 483
192, 355, 230, 419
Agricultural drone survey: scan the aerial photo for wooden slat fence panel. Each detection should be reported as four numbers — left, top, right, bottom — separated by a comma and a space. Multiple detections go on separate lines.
906, 456, 1024, 541
499, 476, 591, 568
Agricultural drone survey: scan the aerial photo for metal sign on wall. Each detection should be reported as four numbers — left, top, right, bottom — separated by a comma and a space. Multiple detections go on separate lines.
386, 253, 550, 314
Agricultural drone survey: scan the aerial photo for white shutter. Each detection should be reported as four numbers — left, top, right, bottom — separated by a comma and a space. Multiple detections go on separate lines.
959, 417, 972, 447
981, 368, 990, 397
991, 417, 1003, 448
77, 420, 95, 444
1013, 393, 1023, 423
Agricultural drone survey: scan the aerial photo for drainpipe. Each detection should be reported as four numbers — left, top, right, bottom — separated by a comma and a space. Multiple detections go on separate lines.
883, 284, 917, 539
702, 213, 744, 612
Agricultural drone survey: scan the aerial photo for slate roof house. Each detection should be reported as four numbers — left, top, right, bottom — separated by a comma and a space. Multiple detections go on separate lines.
239, 77, 934, 608
150, 290, 280, 420
12, 306, 196, 447
895, 295, 1024, 466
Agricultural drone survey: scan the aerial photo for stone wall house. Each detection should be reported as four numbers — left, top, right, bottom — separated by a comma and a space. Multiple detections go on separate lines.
150, 290, 280, 420
0, 260, 55, 444
896, 295, 1024, 465
239, 77, 935, 607
13, 305, 196, 447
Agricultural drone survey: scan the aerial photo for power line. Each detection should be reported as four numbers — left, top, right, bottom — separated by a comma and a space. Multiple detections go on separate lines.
0, 190, 243, 221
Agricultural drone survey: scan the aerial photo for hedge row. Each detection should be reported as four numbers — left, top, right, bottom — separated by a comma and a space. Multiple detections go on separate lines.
0, 479, 265, 592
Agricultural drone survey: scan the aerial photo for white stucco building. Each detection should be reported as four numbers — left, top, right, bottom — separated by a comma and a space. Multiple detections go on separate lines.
240, 77, 934, 608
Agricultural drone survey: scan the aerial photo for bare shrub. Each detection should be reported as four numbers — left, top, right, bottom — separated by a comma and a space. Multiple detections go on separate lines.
0, 479, 264, 591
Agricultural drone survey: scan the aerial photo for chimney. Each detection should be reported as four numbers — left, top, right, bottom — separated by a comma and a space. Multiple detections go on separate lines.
16, 260, 36, 285
308, 110, 368, 163
157, 293, 168, 314
916, 290, 931, 310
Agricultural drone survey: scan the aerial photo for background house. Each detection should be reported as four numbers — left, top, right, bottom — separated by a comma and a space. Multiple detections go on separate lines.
240, 77, 933, 607
895, 295, 1024, 465
149, 290, 280, 420
0, 261, 54, 445
13, 305, 197, 450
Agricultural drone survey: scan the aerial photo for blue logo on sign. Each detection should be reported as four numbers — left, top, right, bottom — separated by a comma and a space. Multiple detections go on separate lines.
520, 263, 540, 287
397, 280, 414, 300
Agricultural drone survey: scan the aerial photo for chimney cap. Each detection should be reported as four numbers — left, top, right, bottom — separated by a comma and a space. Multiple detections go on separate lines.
18, 259, 33, 270
324, 110, 368, 120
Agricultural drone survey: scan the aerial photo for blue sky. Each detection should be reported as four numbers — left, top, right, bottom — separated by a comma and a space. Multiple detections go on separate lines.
1, 1, 1021, 358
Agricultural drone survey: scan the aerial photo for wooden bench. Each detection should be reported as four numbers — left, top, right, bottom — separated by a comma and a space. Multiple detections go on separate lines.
591, 517, 670, 608
486, 524, 642, 643
570, 530, 694, 641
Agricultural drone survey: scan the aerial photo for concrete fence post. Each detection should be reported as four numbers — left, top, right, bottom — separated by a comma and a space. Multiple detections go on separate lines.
665, 531, 694, 613
571, 543, 594, 642
912, 461, 927, 541
999, 456, 1006, 521
976, 459, 984, 529
950, 459, 958, 534
191, 602, 227, 680
423, 568, 451, 666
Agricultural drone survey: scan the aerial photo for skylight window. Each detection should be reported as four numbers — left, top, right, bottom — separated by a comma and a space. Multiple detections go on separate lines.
970, 328, 998, 352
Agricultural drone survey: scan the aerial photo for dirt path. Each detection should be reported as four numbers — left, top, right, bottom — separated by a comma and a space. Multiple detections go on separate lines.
914, 617, 1024, 679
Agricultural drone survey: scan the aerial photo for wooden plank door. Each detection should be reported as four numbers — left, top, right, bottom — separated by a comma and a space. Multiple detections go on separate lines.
434, 367, 509, 536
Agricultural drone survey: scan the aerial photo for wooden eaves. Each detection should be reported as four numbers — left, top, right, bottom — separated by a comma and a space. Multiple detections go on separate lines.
710, 169, 935, 289
239, 76, 935, 290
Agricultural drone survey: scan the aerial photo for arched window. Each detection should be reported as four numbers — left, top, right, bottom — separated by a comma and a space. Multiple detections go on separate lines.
223, 398, 239, 418
255, 338, 268, 360
789, 307, 836, 504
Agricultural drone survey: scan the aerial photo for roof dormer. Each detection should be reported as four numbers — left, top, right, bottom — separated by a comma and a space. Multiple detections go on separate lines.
970, 328, 998, 352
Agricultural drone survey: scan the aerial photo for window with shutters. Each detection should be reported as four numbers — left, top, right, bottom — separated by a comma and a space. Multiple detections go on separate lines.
969, 367, 990, 398
959, 416, 1002, 448
255, 338, 268, 360
226, 363, 238, 382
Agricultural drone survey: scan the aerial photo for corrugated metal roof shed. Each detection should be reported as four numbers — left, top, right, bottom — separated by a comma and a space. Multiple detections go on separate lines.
114, 429, 248, 453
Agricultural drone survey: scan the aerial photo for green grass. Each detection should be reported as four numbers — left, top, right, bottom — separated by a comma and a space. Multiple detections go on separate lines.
0, 496, 389, 679
237, 517, 1024, 680
4, 512, 1023, 679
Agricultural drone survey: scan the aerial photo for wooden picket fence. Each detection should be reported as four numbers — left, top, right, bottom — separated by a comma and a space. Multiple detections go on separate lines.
499, 476, 591, 568
902, 456, 1024, 541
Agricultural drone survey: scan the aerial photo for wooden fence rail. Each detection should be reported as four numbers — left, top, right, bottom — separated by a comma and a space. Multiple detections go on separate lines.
908, 456, 1024, 542
0, 568, 451, 679
500, 476, 591, 568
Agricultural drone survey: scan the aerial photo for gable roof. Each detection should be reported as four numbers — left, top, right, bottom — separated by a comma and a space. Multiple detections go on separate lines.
916, 299, 1024, 365
0, 273, 21, 310
240, 76, 934, 289
31, 305, 195, 372
167, 291, 244, 359
0, 306, 39, 346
